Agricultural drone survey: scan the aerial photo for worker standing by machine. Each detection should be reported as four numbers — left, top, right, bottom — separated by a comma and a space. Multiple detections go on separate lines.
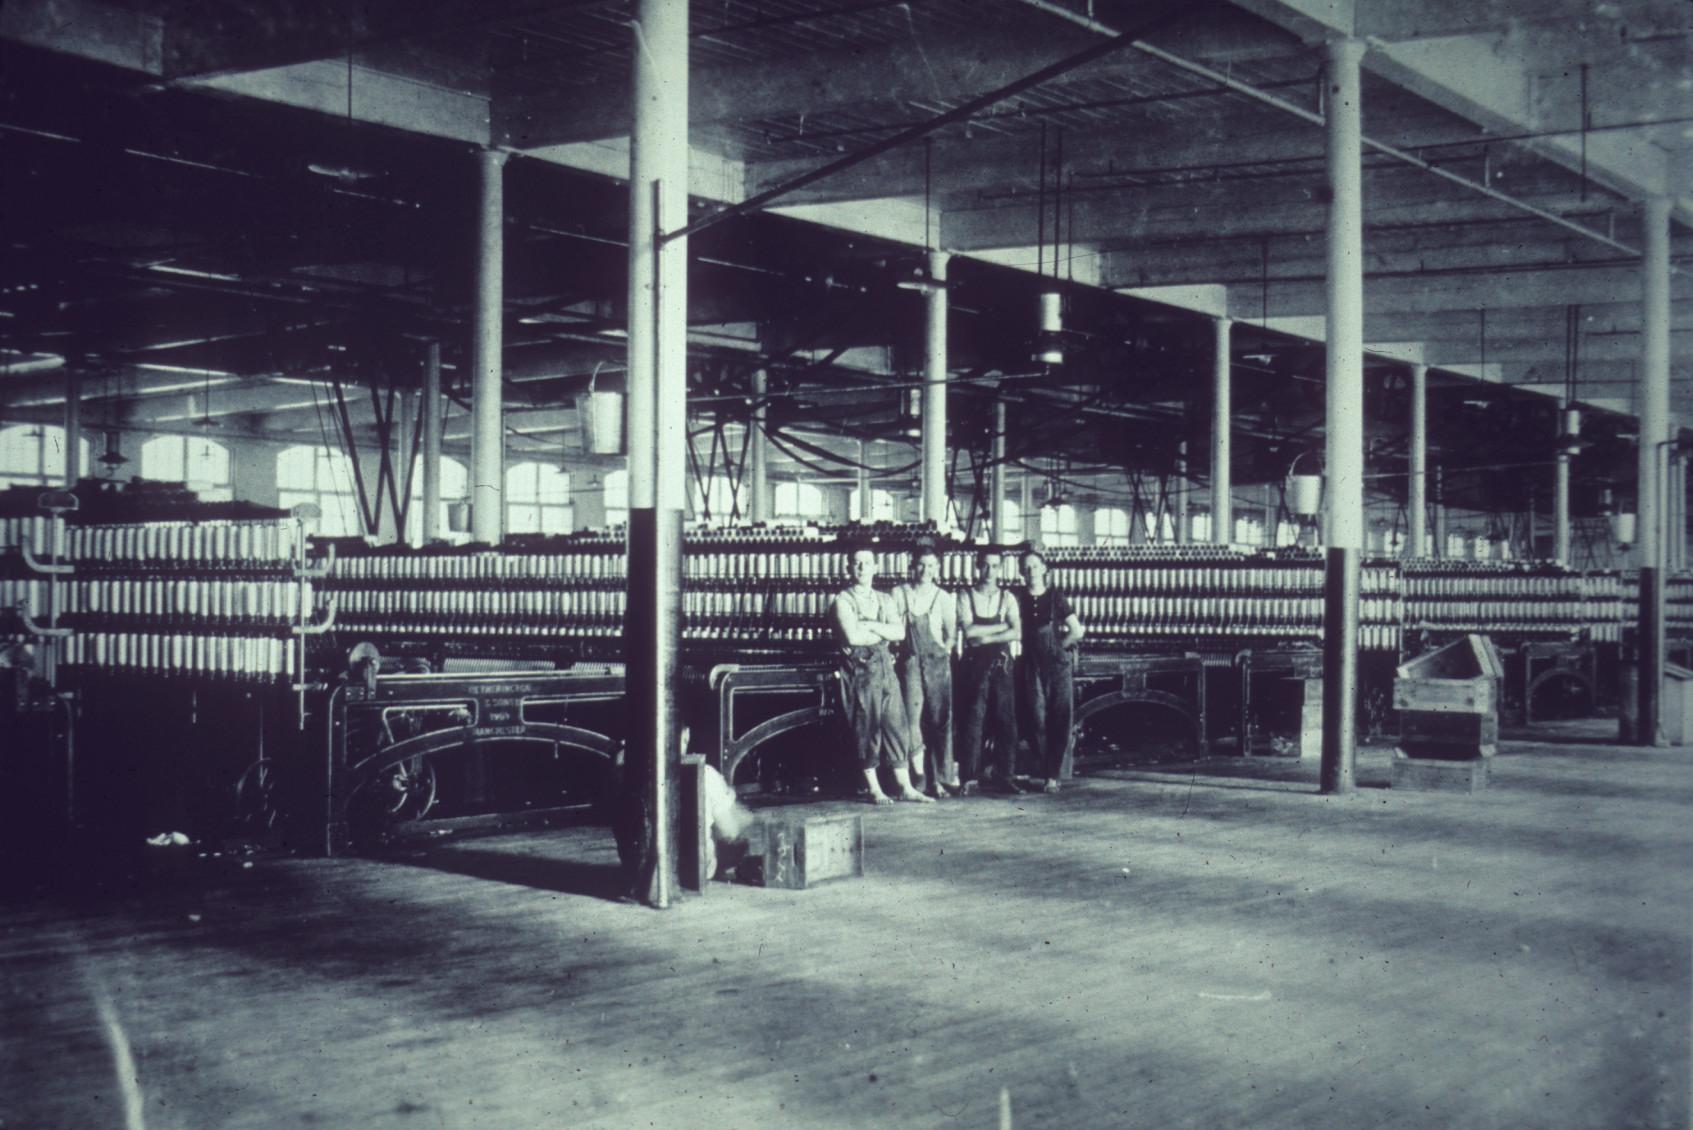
1018, 546, 1085, 793
956, 549, 1022, 794
893, 543, 959, 798
832, 544, 933, 805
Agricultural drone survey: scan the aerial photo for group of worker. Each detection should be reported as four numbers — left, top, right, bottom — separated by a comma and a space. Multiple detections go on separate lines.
832, 542, 1085, 804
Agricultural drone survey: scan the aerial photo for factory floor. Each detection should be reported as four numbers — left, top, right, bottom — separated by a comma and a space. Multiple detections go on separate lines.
4, 719, 1688, 1129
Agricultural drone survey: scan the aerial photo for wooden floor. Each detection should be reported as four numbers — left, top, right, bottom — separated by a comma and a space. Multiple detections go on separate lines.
4, 719, 1690, 1129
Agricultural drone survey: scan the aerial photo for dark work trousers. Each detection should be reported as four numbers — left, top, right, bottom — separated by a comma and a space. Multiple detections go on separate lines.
1023, 623, 1076, 780
957, 643, 1017, 783
899, 610, 954, 788
838, 643, 910, 772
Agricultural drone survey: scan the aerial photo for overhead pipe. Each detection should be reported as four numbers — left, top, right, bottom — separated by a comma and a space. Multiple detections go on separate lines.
1016, 0, 1650, 262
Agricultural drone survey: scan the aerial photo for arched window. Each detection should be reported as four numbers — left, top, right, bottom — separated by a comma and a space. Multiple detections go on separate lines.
505, 461, 571, 535
0, 424, 90, 489
847, 486, 896, 523
773, 480, 825, 522
603, 468, 628, 527
276, 444, 361, 537
1039, 503, 1079, 547
1094, 507, 1131, 546
139, 434, 232, 501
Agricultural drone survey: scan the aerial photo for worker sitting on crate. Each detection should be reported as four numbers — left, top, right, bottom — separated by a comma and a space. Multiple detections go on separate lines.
1017, 545, 1085, 794
832, 543, 934, 805
894, 543, 960, 798
956, 548, 1023, 794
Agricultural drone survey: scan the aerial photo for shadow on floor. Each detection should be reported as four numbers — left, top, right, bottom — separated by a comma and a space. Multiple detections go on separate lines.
374, 843, 633, 903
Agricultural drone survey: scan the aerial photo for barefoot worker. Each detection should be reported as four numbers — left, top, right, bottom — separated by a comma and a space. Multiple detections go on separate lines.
956, 548, 1022, 794
894, 543, 959, 797
832, 543, 934, 805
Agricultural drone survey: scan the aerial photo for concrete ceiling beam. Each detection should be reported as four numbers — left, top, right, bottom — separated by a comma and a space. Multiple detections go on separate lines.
947, 160, 1609, 252
1240, 261, 1693, 319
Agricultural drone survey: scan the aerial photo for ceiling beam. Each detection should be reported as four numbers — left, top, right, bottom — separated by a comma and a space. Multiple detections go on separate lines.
946, 161, 1612, 251
1241, 261, 1693, 320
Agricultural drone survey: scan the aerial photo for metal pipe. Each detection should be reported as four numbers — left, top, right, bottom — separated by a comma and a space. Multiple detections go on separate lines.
992, 397, 1009, 543
625, 0, 688, 906
1636, 197, 1672, 746
1407, 364, 1426, 557
662, 4, 1188, 245
922, 250, 950, 527
471, 148, 508, 546
1320, 39, 1367, 796
422, 341, 442, 544
749, 368, 769, 523
62, 367, 81, 487
1210, 316, 1232, 544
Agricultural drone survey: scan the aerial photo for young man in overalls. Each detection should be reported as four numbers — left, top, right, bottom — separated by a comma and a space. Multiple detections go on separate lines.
1018, 546, 1086, 793
956, 549, 1022, 794
894, 545, 958, 797
832, 545, 933, 805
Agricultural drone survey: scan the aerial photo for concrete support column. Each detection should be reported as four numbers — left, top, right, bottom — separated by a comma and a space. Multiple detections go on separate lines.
857, 439, 872, 521
623, 0, 688, 905
1320, 38, 1367, 795
1637, 196, 1673, 746
1407, 364, 1427, 557
398, 390, 418, 545
422, 341, 443, 544
922, 251, 950, 527
62, 368, 81, 488
1174, 440, 1189, 543
1553, 451, 1572, 566
470, 148, 508, 546
1210, 316, 1232, 544
749, 369, 769, 523
1020, 475, 1034, 542
991, 398, 1009, 543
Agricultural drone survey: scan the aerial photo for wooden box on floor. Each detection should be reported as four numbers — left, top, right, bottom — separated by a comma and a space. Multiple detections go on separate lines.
737, 815, 864, 889
1391, 750, 1493, 793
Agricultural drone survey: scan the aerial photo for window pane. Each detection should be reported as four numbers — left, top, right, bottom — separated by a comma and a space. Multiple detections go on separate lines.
140, 435, 186, 482
0, 426, 40, 475
277, 445, 316, 490
509, 503, 541, 534
540, 504, 573, 535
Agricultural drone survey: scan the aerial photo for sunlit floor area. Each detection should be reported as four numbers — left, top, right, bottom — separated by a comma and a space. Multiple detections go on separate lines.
4, 719, 1689, 1130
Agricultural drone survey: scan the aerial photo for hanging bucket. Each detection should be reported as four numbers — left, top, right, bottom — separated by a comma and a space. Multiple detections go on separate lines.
1289, 474, 1322, 518
581, 390, 626, 456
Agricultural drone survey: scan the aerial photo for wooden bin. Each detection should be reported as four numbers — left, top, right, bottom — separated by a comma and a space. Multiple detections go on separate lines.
737, 815, 865, 890
1393, 635, 1503, 792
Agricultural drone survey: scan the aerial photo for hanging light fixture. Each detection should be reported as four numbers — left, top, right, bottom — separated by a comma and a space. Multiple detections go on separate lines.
1034, 289, 1065, 366
97, 428, 128, 474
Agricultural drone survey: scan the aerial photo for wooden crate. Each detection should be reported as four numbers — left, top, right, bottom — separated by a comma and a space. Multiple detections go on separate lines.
1394, 676, 1498, 760
1391, 751, 1492, 793
737, 815, 864, 890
